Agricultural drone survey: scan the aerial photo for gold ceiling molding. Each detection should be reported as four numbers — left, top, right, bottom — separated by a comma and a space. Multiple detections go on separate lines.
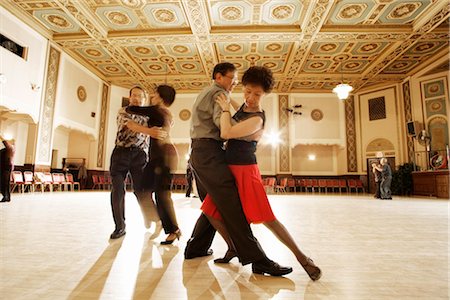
2, 0, 449, 93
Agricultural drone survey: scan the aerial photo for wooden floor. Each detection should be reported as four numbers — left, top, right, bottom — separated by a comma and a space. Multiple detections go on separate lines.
0, 191, 448, 299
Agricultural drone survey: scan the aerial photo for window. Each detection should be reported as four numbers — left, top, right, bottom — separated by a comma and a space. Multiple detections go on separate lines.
0, 34, 27, 60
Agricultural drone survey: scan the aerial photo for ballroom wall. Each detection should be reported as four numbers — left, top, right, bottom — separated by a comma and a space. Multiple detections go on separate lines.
0, 6, 48, 123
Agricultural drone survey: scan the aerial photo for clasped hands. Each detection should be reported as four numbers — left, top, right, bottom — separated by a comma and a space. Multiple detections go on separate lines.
125, 120, 167, 140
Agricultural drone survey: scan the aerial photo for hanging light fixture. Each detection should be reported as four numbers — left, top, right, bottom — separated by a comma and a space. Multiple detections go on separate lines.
333, 61, 353, 100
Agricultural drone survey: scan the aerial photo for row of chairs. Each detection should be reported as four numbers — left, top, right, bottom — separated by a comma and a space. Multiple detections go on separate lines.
11, 171, 80, 193
263, 178, 365, 194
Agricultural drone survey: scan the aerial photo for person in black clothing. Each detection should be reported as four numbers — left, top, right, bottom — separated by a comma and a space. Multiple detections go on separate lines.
185, 160, 194, 197
0, 134, 15, 203
109, 86, 166, 239
185, 62, 292, 276
371, 161, 381, 199
125, 85, 181, 245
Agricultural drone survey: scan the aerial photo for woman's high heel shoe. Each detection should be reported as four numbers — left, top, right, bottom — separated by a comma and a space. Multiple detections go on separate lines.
301, 257, 322, 281
213, 250, 238, 264
160, 230, 181, 245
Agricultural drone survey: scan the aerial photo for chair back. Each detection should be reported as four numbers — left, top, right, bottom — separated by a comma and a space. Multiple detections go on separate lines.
12, 171, 24, 183
24, 171, 34, 183
66, 173, 74, 183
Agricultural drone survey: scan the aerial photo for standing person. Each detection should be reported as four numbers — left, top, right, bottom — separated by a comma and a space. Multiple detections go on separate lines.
125, 85, 181, 245
185, 62, 292, 276
109, 86, 166, 239
377, 158, 392, 200
0, 135, 15, 203
201, 66, 321, 280
371, 161, 381, 199
185, 160, 193, 198
78, 158, 88, 190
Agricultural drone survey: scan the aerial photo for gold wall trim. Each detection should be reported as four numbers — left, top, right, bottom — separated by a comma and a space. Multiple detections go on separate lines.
345, 96, 358, 172
97, 83, 109, 168
278, 94, 290, 173
36, 46, 61, 165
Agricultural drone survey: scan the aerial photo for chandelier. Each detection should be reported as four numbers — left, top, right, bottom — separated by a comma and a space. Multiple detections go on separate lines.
333, 61, 353, 100
333, 83, 353, 100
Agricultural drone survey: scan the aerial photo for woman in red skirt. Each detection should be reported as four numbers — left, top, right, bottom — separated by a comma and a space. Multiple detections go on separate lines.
201, 66, 321, 281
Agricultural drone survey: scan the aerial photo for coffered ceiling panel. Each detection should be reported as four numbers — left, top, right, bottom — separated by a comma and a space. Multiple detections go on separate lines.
2, 0, 449, 93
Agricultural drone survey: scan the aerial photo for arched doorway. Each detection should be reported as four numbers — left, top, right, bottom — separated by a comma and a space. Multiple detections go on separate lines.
366, 138, 395, 194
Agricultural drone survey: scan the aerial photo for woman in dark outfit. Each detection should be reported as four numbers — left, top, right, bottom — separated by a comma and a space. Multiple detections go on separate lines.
126, 85, 181, 244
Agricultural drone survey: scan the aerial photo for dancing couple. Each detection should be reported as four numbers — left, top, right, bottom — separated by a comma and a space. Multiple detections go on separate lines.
185, 63, 321, 279
109, 85, 181, 244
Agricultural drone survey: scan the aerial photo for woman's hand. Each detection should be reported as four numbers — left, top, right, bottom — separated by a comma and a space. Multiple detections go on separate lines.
125, 120, 167, 140
147, 127, 167, 140
215, 93, 231, 111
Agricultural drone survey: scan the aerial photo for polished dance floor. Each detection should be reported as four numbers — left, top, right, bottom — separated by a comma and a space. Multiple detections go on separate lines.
0, 191, 448, 299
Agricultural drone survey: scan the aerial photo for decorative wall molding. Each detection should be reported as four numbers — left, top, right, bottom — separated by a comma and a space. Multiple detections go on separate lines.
97, 83, 109, 168
402, 80, 415, 163
278, 94, 290, 173
36, 46, 61, 165
345, 96, 357, 172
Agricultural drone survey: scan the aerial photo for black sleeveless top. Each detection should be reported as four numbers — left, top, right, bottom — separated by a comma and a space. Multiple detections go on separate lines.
226, 105, 265, 165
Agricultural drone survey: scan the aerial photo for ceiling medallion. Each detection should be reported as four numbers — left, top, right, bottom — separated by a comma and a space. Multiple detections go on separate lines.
85, 49, 101, 57
120, 0, 141, 8
179, 109, 191, 121
339, 4, 366, 19
135, 46, 151, 55
266, 43, 282, 52
182, 63, 195, 70
311, 109, 323, 121
225, 44, 242, 52
154, 9, 176, 23
106, 11, 131, 25
221, 6, 242, 21
320, 43, 337, 52
173, 45, 189, 53
389, 3, 419, 19
271, 5, 293, 20
77, 86, 87, 102
46, 14, 71, 28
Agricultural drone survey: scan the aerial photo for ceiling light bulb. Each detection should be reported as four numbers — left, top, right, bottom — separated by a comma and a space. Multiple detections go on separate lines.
333, 83, 353, 100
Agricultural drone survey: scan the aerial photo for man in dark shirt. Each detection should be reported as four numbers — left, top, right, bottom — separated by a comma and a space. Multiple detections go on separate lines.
185, 62, 292, 276
0, 135, 15, 203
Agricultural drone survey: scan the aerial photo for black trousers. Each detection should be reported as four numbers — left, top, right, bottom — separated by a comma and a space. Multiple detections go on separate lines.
185, 169, 193, 197
0, 166, 11, 200
110, 146, 147, 230
145, 160, 179, 234
374, 181, 381, 198
184, 139, 266, 265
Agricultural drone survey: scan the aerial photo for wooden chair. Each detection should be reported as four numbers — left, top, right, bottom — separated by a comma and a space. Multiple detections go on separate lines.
65, 173, 80, 191
11, 171, 25, 193
274, 178, 288, 193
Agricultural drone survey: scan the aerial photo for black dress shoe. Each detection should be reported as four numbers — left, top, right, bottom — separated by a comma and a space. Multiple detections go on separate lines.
110, 229, 126, 239
185, 248, 213, 259
252, 259, 293, 276
0, 198, 11, 202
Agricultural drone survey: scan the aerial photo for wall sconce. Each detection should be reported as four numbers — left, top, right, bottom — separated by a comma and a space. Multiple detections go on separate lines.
0, 73, 6, 84
284, 104, 302, 115
30, 83, 41, 91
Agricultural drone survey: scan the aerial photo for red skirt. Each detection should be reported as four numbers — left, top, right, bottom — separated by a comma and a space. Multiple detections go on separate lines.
201, 164, 276, 224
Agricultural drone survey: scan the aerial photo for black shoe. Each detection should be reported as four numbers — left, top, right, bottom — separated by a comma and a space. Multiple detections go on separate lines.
252, 259, 293, 276
0, 198, 10, 202
214, 249, 238, 264
185, 248, 213, 259
110, 229, 126, 239
160, 230, 181, 245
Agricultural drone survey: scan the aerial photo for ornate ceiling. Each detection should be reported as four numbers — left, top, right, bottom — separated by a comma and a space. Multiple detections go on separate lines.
2, 0, 449, 93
